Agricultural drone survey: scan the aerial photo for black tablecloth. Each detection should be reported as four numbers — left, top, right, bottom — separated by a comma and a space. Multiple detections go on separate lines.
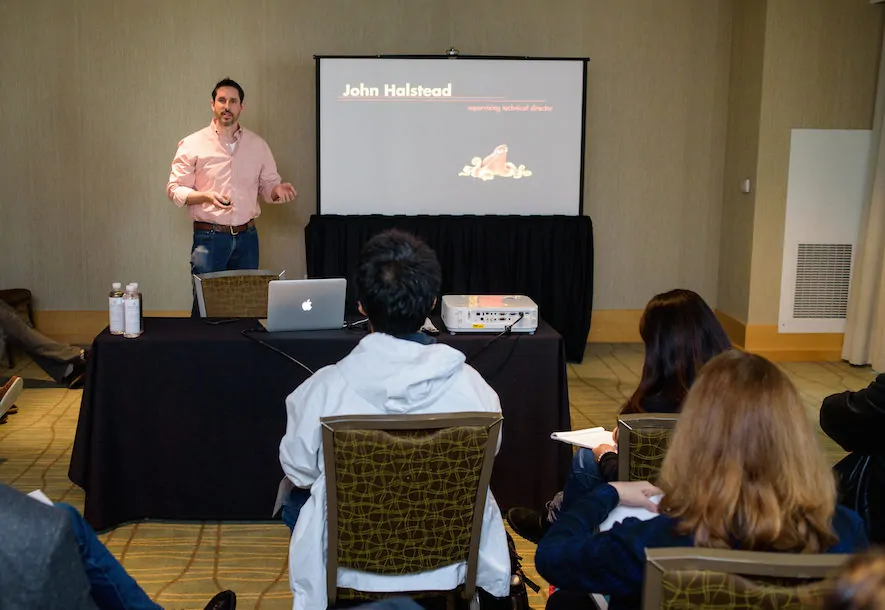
305, 214, 594, 362
69, 318, 572, 530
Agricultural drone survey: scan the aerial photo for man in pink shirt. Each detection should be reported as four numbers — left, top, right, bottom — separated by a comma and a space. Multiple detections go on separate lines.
167, 78, 297, 313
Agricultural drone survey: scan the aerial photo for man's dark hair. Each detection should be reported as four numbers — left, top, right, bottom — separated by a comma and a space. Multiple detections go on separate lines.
212, 78, 245, 102
355, 230, 441, 336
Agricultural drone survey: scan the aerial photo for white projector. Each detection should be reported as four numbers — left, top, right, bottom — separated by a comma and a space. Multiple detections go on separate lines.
441, 295, 539, 334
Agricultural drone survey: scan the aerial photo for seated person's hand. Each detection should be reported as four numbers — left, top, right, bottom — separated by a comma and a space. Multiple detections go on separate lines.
592, 443, 617, 462
609, 481, 662, 512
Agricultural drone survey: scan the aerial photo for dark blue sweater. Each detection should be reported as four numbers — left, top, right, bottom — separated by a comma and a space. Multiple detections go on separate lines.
535, 484, 869, 610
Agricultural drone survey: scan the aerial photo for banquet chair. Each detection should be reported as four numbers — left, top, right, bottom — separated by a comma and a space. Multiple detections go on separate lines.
193, 269, 284, 318
642, 547, 848, 609
0, 288, 35, 367
321, 412, 502, 606
617, 413, 679, 482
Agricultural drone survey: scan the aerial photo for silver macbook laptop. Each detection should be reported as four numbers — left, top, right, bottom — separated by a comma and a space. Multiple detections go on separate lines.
258, 278, 347, 332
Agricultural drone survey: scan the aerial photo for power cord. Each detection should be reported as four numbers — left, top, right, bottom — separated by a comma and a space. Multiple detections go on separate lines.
241, 328, 315, 376
239, 311, 523, 374
343, 318, 370, 331
465, 313, 525, 365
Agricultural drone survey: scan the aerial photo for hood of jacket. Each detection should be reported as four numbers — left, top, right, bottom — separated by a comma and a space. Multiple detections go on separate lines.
335, 332, 466, 413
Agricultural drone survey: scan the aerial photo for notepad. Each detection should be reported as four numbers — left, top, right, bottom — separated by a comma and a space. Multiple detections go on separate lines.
550, 427, 615, 449
599, 495, 662, 531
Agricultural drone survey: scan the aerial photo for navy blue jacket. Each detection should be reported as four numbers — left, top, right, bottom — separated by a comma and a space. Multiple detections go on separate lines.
535, 484, 869, 610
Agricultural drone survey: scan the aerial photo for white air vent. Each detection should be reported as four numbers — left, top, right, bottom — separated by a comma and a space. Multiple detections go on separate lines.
793, 244, 852, 319
779, 130, 871, 333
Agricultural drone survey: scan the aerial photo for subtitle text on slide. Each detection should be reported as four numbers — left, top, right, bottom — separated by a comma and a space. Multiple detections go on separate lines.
467, 104, 554, 113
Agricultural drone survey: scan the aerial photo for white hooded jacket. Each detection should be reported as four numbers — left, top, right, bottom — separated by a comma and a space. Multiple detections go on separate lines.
279, 332, 511, 610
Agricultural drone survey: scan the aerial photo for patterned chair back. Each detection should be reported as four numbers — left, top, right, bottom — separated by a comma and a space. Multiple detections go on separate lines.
617, 413, 679, 482
193, 270, 284, 318
321, 412, 502, 605
643, 548, 848, 610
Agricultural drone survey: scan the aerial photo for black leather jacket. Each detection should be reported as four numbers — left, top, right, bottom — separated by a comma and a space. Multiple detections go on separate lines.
821, 374, 885, 543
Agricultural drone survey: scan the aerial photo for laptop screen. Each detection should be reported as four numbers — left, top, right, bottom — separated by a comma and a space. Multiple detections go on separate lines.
261, 278, 347, 332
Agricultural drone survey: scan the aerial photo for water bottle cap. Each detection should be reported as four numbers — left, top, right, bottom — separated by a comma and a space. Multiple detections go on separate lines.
131, 283, 139, 290
125, 283, 135, 291
112, 282, 121, 290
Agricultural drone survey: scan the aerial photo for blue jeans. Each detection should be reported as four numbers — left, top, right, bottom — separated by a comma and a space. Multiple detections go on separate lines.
190, 225, 260, 316
351, 598, 424, 610
281, 487, 312, 533
57, 503, 162, 610
553, 448, 607, 519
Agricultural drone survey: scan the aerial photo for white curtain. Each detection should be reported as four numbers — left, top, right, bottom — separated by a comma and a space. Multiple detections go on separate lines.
843, 25, 885, 372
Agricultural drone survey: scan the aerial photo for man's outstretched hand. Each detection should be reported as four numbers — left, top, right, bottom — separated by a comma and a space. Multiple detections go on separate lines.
272, 183, 298, 202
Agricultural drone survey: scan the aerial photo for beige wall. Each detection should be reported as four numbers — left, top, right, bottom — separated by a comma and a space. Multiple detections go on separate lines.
747, 0, 883, 325
580, 1, 732, 309
0, 0, 732, 312
716, 0, 767, 324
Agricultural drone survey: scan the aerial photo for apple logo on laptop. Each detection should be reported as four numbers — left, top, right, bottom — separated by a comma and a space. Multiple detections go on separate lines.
302, 299, 312, 312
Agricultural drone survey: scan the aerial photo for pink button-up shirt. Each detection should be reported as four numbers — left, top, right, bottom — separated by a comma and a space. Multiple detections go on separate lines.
166, 121, 283, 226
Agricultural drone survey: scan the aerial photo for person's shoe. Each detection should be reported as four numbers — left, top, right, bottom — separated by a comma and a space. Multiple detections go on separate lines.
0, 376, 23, 419
6, 405, 18, 415
66, 360, 87, 390
506, 507, 550, 544
67, 371, 86, 390
203, 590, 236, 610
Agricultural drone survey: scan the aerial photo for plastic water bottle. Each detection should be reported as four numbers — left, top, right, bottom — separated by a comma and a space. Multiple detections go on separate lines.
131, 282, 143, 327
123, 283, 142, 338
108, 282, 124, 335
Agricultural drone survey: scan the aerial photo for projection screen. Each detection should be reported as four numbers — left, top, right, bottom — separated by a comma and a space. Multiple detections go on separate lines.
316, 56, 588, 215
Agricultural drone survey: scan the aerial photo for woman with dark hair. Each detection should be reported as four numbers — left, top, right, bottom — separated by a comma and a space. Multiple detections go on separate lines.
536, 351, 868, 610
507, 289, 731, 543
620, 288, 732, 415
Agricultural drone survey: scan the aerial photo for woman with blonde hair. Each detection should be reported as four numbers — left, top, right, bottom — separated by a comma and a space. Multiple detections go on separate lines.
535, 350, 869, 610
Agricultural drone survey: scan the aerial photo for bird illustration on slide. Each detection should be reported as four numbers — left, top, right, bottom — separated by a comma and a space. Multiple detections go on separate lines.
459, 144, 532, 180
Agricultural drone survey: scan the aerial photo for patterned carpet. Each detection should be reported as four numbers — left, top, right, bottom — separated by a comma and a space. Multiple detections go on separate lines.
0, 345, 877, 609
